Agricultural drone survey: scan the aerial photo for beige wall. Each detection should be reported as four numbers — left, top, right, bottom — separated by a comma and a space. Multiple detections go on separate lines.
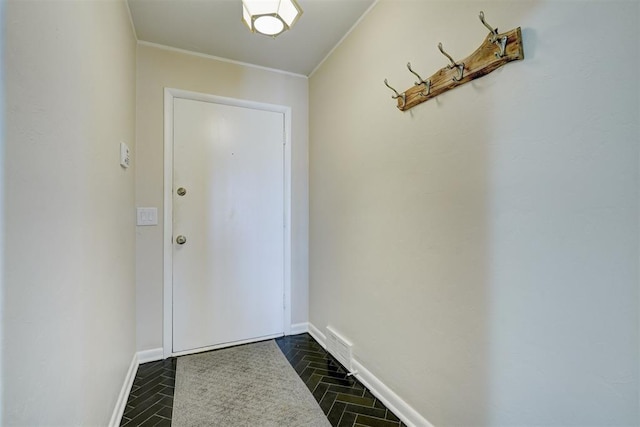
309, 1, 639, 425
3, 0, 137, 425
135, 44, 309, 351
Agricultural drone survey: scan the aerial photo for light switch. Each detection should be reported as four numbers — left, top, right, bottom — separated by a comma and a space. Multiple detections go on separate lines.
120, 142, 130, 168
137, 207, 158, 226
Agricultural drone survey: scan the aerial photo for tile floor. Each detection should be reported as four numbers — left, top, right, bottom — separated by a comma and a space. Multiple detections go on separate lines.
275, 334, 406, 427
121, 333, 405, 426
120, 358, 176, 426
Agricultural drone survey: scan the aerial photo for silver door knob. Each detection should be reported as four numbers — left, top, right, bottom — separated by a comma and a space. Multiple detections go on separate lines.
177, 187, 187, 196
176, 235, 187, 245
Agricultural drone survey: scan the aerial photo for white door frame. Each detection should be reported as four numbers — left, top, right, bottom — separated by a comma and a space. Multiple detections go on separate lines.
163, 87, 292, 359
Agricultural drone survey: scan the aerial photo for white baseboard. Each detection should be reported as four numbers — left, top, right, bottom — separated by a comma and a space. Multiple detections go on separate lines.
109, 348, 165, 426
351, 359, 433, 427
308, 322, 431, 427
108, 353, 138, 427
308, 322, 327, 349
289, 322, 309, 335
137, 347, 164, 364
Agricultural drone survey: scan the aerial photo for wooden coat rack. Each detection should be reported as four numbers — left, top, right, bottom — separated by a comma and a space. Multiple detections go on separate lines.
384, 12, 524, 112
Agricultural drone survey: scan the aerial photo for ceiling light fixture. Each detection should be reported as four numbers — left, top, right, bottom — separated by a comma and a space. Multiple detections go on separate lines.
242, 0, 303, 37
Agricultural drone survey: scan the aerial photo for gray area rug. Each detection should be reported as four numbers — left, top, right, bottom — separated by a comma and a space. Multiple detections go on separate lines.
173, 340, 331, 427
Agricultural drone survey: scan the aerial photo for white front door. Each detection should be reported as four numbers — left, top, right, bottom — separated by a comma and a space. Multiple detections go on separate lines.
172, 97, 285, 353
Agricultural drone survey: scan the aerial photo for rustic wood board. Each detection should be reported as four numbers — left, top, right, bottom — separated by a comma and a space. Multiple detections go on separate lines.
397, 27, 524, 111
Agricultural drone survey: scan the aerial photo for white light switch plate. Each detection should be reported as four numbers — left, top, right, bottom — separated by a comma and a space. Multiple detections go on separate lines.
120, 142, 130, 168
137, 207, 158, 226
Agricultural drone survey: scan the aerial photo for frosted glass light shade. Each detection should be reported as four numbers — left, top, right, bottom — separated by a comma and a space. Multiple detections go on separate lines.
242, 0, 303, 37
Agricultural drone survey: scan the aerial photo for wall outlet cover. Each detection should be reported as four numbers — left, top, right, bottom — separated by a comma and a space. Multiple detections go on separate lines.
137, 207, 158, 226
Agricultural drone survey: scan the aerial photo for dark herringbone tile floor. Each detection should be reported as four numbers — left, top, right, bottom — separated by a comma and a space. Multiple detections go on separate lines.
121, 333, 404, 426
275, 334, 405, 427
120, 357, 176, 426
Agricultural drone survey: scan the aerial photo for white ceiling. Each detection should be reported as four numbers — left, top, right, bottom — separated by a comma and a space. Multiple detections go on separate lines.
128, 0, 376, 76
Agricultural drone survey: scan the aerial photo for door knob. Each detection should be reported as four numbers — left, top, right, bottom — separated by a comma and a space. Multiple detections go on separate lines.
177, 187, 187, 196
176, 235, 187, 245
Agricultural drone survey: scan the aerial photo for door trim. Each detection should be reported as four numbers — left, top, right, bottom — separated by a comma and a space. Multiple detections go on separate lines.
163, 88, 292, 359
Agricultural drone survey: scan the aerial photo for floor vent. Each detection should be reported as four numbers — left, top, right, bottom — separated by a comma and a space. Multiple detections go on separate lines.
326, 326, 353, 371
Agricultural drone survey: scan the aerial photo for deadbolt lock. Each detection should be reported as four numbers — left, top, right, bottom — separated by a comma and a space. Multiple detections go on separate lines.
177, 187, 187, 196
176, 235, 187, 245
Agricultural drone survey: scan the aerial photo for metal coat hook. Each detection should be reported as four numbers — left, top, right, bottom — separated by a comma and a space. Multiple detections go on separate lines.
479, 11, 499, 42
384, 79, 406, 109
479, 11, 507, 58
382, 11, 524, 112
406, 62, 431, 96
438, 43, 464, 82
